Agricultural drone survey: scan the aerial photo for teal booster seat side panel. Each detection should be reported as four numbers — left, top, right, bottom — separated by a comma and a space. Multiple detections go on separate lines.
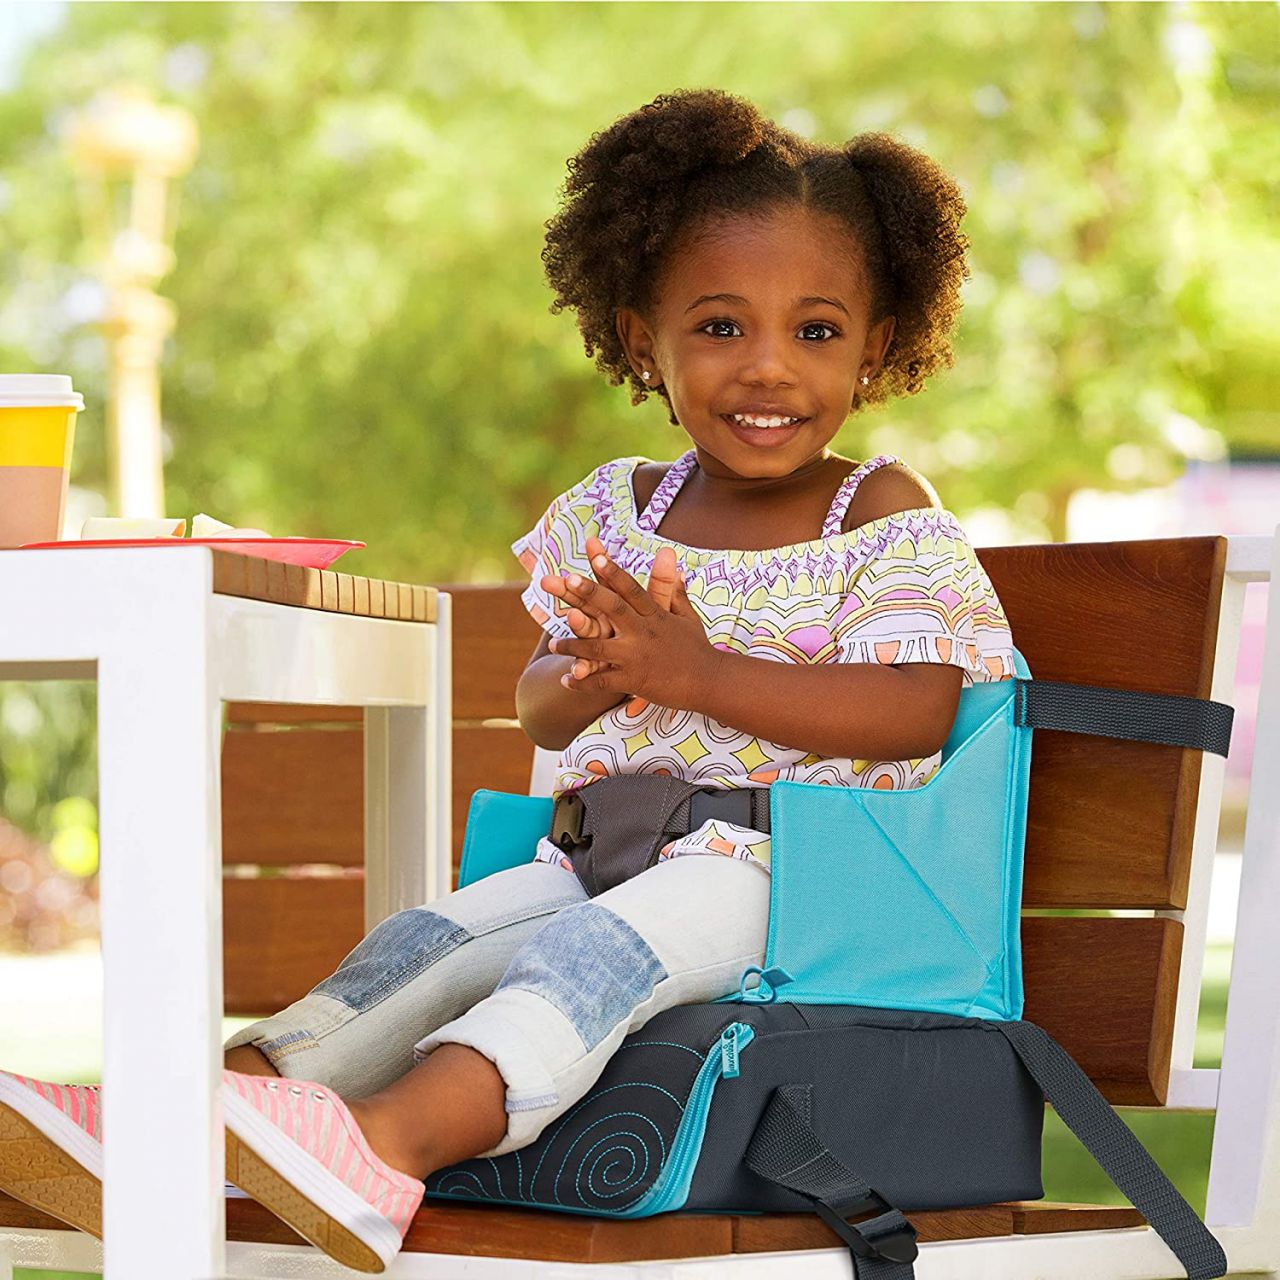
457, 790, 553, 888
763, 650, 1033, 1021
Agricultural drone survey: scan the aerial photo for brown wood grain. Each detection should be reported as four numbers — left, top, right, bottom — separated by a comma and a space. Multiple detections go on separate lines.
1022, 916, 1182, 1105
224, 702, 364, 724
211, 550, 436, 621
222, 727, 364, 867
1001, 1200, 1145, 1233
978, 538, 1225, 910
223, 877, 364, 1014
439, 583, 543, 719
0, 1191, 1147, 1258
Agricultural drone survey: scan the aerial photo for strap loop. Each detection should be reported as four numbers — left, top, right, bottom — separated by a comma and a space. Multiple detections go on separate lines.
1014, 679, 1234, 758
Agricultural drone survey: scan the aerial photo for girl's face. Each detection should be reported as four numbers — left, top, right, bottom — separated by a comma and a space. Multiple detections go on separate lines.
616, 204, 895, 480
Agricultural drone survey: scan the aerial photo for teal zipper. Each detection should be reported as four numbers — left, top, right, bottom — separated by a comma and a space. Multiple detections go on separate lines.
622, 1021, 755, 1217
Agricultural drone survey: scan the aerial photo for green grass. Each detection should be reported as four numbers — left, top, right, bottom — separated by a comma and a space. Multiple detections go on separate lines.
13, 947, 1233, 1278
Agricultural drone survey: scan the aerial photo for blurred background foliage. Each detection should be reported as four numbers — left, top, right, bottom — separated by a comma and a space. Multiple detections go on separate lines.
0, 1, 1275, 582
0, 0, 1276, 948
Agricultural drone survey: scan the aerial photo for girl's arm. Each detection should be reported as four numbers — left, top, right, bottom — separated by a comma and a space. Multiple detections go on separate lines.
687, 651, 965, 762
516, 632, 628, 751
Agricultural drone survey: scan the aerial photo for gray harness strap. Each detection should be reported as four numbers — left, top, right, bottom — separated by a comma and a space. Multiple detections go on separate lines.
745, 1021, 1228, 1280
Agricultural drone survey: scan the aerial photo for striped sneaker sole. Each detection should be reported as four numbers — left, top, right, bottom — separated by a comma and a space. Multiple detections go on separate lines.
0, 1101, 102, 1238
223, 1090, 401, 1273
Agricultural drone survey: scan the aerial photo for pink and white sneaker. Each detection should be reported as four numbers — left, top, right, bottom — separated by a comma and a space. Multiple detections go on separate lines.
222, 1070, 424, 1273
0, 1071, 103, 1237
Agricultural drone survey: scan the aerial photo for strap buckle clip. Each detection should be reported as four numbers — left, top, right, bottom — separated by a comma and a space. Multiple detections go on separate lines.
815, 1197, 919, 1266
550, 791, 591, 854
689, 786, 756, 831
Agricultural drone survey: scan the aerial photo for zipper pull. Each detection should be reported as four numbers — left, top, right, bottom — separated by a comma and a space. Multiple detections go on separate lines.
720, 1024, 742, 1079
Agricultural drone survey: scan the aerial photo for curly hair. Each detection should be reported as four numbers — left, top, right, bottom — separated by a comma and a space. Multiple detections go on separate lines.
542, 88, 971, 425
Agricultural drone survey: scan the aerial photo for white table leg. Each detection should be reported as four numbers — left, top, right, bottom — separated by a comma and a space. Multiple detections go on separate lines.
365, 703, 433, 928
427, 592, 452, 901
97, 585, 225, 1279
365, 597, 449, 925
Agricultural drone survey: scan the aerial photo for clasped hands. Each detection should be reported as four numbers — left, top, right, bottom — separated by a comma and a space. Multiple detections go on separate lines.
540, 534, 722, 707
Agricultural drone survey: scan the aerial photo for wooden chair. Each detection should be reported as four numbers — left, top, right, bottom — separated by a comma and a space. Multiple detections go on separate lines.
3, 531, 1279, 1279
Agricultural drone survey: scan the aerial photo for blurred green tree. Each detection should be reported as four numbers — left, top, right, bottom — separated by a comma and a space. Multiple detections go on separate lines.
0, 1, 1273, 586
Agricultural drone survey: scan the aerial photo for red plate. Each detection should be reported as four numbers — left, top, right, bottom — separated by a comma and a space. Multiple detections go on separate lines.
18, 537, 366, 570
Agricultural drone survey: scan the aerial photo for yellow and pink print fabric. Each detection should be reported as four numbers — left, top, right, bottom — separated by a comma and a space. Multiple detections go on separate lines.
513, 451, 1017, 873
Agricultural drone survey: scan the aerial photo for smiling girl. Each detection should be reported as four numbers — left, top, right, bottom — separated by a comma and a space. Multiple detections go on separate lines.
0, 88, 1015, 1272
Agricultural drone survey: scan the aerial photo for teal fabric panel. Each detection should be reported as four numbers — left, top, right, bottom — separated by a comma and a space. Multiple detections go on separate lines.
457, 789, 553, 888
763, 649, 1032, 1021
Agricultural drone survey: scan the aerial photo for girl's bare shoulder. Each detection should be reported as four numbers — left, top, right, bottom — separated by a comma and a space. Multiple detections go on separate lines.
841, 458, 941, 531
631, 461, 671, 519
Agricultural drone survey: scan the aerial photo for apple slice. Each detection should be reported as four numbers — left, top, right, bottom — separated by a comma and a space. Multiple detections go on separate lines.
191, 513, 271, 539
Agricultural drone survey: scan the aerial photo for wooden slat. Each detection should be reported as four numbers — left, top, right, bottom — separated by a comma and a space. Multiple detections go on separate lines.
1022, 916, 1182, 1105
439, 583, 543, 719
1003, 1200, 1145, 1233
224, 702, 363, 724
0, 1192, 1145, 1259
210, 551, 436, 621
223, 878, 364, 1014
978, 538, 1226, 910
732, 1205, 1015, 1253
222, 728, 363, 867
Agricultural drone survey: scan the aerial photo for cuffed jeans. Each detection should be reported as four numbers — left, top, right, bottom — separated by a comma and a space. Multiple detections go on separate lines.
224, 855, 769, 1156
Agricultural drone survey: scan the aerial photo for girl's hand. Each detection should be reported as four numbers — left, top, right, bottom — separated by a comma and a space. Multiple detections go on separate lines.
548, 540, 721, 707
541, 536, 683, 683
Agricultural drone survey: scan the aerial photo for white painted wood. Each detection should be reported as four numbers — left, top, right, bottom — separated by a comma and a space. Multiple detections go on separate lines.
530, 743, 559, 797
429, 590, 453, 901
211, 592, 431, 707
0, 1225, 103, 1274
0, 545, 445, 1280
0, 549, 227, 1280
1165, 1066, 1220, 1111
364, 704, 431, 929
1208, 524, 1280, 1239
9, 1217, 1271, 1280
1165, 570, 1247, 1083
364, 596, 445, 926
1226, 534, 1275, 582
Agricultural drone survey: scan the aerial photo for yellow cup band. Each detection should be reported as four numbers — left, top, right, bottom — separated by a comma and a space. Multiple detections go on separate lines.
0, 406, 79, 468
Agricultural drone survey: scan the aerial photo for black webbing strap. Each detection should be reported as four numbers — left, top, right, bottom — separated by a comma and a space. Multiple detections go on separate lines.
744, 1030, 1229, 1280
1014, 679, 1233, 758
993, 1021, 1227, 1279
744, 1085, 918, 1279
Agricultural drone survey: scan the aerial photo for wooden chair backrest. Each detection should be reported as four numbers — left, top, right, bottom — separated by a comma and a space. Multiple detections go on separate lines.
222, 536, 1229, 1106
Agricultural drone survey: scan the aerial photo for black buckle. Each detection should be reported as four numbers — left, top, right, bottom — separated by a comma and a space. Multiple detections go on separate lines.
688, 786, 756, 831
550, 791, 591, 854
815, 1197, 919, 1266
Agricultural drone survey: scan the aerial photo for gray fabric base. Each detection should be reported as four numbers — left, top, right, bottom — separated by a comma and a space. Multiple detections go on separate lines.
425, 1002, 1044, 1215
690, 1004, 1044, 1213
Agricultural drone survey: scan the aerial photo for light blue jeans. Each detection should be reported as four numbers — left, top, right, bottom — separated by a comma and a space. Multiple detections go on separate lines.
224, 856, 769, 1156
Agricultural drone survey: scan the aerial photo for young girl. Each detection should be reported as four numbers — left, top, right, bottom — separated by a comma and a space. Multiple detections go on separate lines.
0, 87, 1015, 1272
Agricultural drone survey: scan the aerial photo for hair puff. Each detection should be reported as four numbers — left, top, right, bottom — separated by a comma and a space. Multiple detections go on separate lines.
542, 89, 970, 423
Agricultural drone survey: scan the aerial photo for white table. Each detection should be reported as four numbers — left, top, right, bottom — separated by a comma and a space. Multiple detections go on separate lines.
0, 546, 452, 1280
